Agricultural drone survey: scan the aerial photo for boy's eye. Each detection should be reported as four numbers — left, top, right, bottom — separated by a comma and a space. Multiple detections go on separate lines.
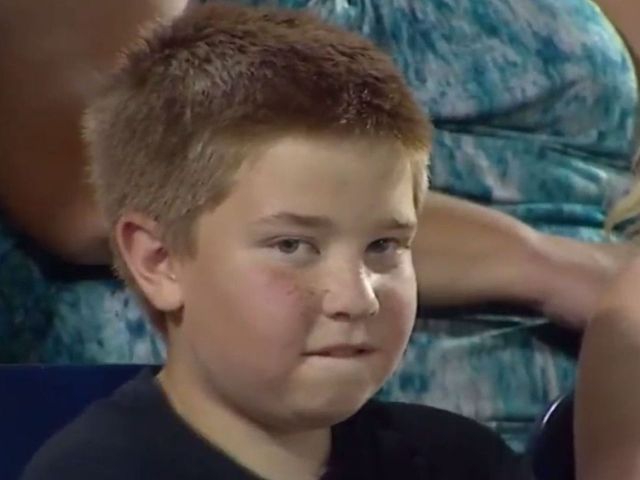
269, 238, 319, 258
367, 238, 400, 254
275, 239, 303, 254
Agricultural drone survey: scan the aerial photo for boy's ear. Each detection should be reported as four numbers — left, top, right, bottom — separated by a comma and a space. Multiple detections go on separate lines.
115, 213, 183, 312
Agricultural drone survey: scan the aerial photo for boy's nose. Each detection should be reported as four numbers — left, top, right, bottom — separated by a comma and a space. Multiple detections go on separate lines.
322, 264, 380, 321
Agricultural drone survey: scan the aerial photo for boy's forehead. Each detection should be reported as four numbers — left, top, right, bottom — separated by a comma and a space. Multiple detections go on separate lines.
237, 135, 412, 186
210, 134, 419, 229
242, 133, 419, 178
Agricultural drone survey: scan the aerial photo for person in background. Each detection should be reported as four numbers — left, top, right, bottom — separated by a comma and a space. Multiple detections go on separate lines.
576, 254, 640, 480
0, 0, 637, 448
576, 175, 640, 480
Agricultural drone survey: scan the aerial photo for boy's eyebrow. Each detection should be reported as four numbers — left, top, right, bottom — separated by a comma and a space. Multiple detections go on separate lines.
252, 212, 417, 231
378, 217, 418, 232
252, 212, 334, 229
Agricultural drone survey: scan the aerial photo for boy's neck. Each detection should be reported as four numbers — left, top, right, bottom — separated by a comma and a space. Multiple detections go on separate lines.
156, 363, 331, 480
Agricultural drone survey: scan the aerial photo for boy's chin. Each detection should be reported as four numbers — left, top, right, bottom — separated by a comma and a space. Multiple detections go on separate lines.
279, 389, 375, 431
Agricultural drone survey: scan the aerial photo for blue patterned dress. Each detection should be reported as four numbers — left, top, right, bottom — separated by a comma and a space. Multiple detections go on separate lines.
1, 0, 636, 449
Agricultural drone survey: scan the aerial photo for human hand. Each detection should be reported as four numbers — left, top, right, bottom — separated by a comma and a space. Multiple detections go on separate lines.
536, 237, 638, 330
575, 254, 640, 480
591, 253, 640, 326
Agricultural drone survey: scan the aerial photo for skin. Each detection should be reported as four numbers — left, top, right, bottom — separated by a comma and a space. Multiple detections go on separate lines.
0, 0, 188, 264
575, 256, 640, 480
116, 135, 419, 479
593, 0, 640, 59
413, 192, 635, 329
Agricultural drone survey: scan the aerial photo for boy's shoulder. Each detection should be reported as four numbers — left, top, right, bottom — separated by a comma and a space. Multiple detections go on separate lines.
341, 400, 530, 480
21, 372, 529, 480
365, 399, 511, 450
20, 370, 257, 480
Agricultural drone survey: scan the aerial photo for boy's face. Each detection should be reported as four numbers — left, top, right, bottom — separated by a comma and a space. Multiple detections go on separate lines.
172, 135, 419, 431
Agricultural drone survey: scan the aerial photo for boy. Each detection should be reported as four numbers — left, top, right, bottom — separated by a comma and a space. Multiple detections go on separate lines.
22, 3, 530, 479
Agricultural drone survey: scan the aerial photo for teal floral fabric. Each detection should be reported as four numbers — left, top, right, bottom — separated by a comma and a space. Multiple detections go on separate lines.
1, 0, 637, 450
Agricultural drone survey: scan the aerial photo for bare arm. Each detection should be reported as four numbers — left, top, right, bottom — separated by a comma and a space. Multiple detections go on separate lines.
575, 257, 640, 480
414, 192, 539, 306
414, 192, 631, 329
0, 0, 187, 264
593, 0, 640, 59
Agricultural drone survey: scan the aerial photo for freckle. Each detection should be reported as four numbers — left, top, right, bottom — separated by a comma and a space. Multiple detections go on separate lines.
285, 284, 299, 296
300, 288, 319, 320
286, 285, 316, 301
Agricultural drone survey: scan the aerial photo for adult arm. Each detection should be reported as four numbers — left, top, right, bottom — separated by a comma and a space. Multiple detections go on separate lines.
593, 0, 640, 59
414, 192, 629, 329
0, 0, 187, 264
575, 257, 640, 480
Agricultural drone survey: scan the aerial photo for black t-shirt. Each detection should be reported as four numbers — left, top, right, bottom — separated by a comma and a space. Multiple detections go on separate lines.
21, 370, 531, 480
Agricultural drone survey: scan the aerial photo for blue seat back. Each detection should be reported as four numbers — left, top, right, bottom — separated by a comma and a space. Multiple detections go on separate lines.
0, 364, 155, 480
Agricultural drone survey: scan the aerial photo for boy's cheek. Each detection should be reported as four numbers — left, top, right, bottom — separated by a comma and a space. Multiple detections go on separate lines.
376, 277, 418, 335
244, 264, 320, 326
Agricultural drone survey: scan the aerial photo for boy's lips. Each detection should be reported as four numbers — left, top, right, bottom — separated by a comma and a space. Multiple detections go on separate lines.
304, 344, 375, 358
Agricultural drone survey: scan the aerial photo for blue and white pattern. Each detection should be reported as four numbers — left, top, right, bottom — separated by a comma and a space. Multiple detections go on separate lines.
0, 0, 636, 450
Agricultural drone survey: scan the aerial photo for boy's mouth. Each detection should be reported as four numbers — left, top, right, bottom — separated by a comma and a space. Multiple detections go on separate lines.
304, 344, 375, 358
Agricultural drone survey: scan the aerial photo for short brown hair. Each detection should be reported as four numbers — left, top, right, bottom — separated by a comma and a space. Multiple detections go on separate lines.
84, 2, 432, 285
